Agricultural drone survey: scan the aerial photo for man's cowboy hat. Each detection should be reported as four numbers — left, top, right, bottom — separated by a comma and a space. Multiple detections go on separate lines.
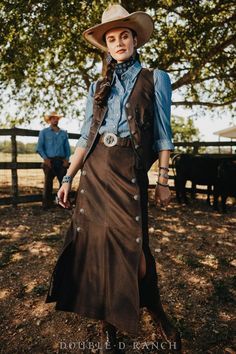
83, 4, 154, 52
44, 111, 63, 123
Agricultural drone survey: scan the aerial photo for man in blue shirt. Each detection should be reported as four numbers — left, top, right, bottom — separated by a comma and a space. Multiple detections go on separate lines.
37, 111, 71, 209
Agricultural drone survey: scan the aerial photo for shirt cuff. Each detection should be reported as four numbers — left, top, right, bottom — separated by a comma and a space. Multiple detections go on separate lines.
76, 137, 88, 149
153, 139, 175, 152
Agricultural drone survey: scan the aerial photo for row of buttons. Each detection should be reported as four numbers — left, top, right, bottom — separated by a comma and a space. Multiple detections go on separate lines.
132, 170, 141, 244
126, 104, 140, 150
76, 226, 141, 245
76, 226, 141, 244
78, 167, 141, 243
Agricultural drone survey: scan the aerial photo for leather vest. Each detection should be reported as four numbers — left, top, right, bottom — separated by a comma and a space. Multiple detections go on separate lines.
83, 68, 159, 171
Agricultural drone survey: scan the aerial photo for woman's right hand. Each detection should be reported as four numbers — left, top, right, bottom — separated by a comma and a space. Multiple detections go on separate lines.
57, 183, 72, 209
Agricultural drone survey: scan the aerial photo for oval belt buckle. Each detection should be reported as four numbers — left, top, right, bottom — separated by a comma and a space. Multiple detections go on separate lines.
103, 132, 118, 147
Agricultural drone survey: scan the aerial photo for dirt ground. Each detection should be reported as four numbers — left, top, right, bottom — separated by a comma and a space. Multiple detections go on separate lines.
0, 191, 235, 354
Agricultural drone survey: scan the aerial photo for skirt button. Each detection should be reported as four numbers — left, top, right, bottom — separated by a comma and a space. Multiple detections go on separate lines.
80, 189, 85, 194
79, 208, 85, 214
76, 227, 81, 232
135, 216, 140, 221
133, 194, 139, 200
131, 178, 136, 183
136, 237, 141, 243
81, 170, 87, 176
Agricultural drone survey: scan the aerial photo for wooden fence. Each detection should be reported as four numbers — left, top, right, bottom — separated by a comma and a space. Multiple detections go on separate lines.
0, 127, 235, 206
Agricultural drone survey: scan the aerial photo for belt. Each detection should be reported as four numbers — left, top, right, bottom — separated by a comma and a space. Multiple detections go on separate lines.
98, 133, 132, 148
49, 156, 65, 160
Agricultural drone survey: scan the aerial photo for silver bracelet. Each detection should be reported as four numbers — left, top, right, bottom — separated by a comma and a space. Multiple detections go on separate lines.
158, 172, 169, 179
62, 175, 73, 184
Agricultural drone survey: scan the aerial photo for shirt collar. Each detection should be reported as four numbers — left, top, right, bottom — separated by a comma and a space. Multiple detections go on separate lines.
111, 60, 142, 85
49, 126, 61, 132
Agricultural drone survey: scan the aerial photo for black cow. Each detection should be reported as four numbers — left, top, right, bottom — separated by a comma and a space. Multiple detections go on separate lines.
172, 154, 235, 204
213, 160, 236, 212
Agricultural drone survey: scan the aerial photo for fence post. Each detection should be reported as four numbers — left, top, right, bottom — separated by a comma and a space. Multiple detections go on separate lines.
11, 127, 18, 206
193, 141, 199, 154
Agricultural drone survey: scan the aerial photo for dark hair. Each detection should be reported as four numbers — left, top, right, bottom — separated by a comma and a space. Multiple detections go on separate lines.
94, 29, 139, 107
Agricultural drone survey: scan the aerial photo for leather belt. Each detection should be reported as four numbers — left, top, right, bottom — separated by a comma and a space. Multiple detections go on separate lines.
98, 133, 132, 147
49, 156, 65, 160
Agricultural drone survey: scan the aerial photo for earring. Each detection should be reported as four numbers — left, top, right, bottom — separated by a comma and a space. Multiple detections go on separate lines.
106, 53, 113, 64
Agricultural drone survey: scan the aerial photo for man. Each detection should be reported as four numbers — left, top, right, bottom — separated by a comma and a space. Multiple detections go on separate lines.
37, 111, 71, 209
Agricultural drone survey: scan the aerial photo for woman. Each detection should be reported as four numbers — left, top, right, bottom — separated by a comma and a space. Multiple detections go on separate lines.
46, 4, 181, 352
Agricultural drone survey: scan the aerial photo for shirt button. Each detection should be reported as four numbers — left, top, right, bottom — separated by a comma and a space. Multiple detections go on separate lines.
125, 102, 131, 108
79, 208, 85, 214
136, 237, 141, 243
131, 130, 136, 135
127, 115, 132, 120
131, 178, 136, 183
135, 144, 140, 149
133, 195, 139, 200
80, 189, 85, 194
135, 216, 140, 222
82, 170, 86, 176
76, 227, 81, 232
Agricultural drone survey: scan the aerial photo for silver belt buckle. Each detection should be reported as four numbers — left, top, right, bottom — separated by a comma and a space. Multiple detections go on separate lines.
103, 133, 118, 147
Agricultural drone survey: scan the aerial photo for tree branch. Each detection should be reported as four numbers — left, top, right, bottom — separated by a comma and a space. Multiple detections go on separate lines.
172, 34, 236, 90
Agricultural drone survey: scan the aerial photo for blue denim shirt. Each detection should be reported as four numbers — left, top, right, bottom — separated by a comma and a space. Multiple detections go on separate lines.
76, 60, 174, 152
36, 127, 71, 160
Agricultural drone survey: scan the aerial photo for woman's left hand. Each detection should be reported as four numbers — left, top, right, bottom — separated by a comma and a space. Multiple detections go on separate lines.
155, 184, 171, 207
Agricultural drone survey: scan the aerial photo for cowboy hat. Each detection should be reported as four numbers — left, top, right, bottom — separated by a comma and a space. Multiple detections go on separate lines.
83, 4, 154, 52
44, 111, 63, 124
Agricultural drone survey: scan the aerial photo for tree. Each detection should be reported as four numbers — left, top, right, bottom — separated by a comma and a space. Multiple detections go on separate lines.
172, 115, 200, 140
0, 0, 235, 126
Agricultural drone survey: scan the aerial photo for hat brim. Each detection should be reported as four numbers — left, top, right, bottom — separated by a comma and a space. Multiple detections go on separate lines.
44, 115, 63, 123
83, 11, 154, 52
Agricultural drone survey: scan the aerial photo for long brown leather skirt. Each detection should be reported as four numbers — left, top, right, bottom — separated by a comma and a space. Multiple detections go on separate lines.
45, 139, 160, 334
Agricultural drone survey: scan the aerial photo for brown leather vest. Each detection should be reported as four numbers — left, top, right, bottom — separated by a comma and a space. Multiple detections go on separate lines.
83, 68, 159, 171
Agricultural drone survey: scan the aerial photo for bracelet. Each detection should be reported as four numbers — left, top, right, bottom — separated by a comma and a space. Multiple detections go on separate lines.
158, 172, 169, 179
62, 175, 73, 184
156, 181, 169, 187
159, 166, 169, 171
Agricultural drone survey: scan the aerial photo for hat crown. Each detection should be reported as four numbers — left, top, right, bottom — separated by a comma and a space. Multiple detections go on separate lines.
48, 111, 58, 117
102, 4, 130, 24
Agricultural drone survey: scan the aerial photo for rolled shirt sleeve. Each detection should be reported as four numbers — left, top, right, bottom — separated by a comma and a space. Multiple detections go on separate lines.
76, 81, 97, 148
153, 69, 174, 152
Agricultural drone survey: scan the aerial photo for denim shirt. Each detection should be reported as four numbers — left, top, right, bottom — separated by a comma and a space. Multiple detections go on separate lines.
76, 60, 174, 152
36, 127, 71, 160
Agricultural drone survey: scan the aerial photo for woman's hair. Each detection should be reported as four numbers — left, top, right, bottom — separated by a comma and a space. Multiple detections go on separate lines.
94, 29, 139, 107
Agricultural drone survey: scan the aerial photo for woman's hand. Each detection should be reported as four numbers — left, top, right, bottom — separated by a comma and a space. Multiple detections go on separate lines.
57, 183, 71, 209
155, 184, 171, 207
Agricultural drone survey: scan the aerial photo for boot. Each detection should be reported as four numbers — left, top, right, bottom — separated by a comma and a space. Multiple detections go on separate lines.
99, 321, 122, 354
148, 298, 181, 351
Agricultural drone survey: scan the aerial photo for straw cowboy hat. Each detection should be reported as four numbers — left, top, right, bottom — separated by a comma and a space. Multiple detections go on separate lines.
44, 111, 63, 124
83, 4, 154, 52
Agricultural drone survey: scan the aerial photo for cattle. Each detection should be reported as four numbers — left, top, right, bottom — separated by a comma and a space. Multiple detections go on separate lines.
172, 153, 236, 205
213, 160, 236, 212
172, 154, 219, 204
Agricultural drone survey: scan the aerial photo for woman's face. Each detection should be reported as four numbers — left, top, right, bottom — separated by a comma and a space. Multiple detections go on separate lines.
105, 28, 137, 63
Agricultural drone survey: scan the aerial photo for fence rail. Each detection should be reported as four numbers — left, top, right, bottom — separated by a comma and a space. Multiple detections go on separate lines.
0, 127, 235, 206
